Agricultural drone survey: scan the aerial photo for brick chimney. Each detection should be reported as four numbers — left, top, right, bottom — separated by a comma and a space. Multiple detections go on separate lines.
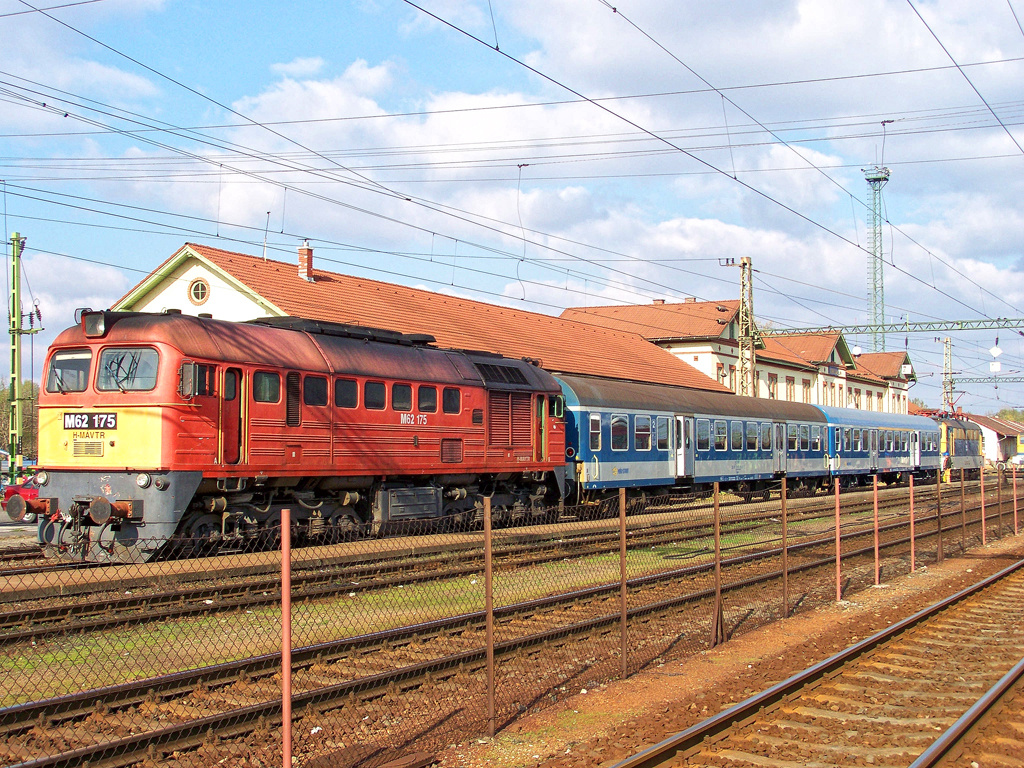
652, 299, 665, 305
298, 240, 314, 282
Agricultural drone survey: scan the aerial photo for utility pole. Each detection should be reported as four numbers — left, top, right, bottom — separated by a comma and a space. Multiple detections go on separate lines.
941, 336, 953, 412
721, 257, 761, 397
865, 165, 890, 352
8, 232, 40, 485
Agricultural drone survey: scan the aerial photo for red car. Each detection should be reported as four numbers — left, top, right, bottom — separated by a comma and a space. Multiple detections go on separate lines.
3, 477, 41, 524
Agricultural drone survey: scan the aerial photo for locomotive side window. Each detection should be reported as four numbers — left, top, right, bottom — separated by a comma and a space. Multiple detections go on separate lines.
192, 364, 215, 396
589, 414, 601, 451
224, 370, 237, 401
303, 376, 328, 406
392, 383, 412, 412
365, 381, 386, 410
253, 371, 280, 402
46, 349, 92, 393
611, 414, 628, 451
442, 387, 461, 414
714, 420, 727, 451
696, 419, 711, 451
335, 378, 357, 408
657, 417, 670, 451
97, 347, 159, 391
418, 385, 437, 413
635, 415, 651, 451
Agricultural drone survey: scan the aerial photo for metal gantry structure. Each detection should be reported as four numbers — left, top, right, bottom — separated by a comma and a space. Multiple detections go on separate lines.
865, 165, 891, 352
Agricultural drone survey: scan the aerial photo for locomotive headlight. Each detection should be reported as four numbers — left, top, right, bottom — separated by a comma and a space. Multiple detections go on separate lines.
135, 473, 152, 489
35, 471, 48, 486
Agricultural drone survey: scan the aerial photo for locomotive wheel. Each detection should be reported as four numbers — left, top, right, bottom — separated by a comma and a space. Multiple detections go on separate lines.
328, 511, 363, 541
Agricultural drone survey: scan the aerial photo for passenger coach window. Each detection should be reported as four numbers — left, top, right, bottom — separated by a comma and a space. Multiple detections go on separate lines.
392, 383, 412, 412
696, 419, 711, 451
714, 420, 727, 451
418, 385, 437, 413
253, 371, 280, 403
303, 376, 328, 406
97, 347, 159, 391
657, 417, 670, 451
787, 425, 798, 451
800, 425, 809, 451
843, 429, 851, 452
731, 421, 743, 451
635, 416, 652, 451
611, 415, 628, 451
746, 423, 758, 451
760, 423, 771, 451
335, 378, 358, 408
46, 349, 92, 393
811, 426, 821, 452
365, 381, 386, 410
442, 387, 461, 414
590, 414, 601, 451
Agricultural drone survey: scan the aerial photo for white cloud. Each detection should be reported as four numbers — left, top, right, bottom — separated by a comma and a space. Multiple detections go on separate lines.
271, 57, 327, 78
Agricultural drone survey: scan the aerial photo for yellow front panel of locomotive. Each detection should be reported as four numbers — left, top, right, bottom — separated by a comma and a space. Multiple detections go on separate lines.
38, 407, 164, 469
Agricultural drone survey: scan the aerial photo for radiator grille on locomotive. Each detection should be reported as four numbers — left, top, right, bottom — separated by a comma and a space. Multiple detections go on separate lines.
440, 438, 464, 463
73, 441, 104, 457
477, 363, 530, 386
488, 391, 532, 446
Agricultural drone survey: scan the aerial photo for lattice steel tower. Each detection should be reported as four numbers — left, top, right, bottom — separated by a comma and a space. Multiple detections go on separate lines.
865, 166, 890, 351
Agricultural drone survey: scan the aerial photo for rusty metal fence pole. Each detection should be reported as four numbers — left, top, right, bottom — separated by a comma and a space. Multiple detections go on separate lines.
873, 475, 880, 585
619, 487, 627, 679
281, 507, 292, 768
981, 470, 987, 546
909, 474, 916, 572
781, 478, 789, 618
936, 470, 944, 564
484, 496, 494, 737
710, 482, 725, 647
960, 469, 966, 552
1015, 466, 1019, 536
835, 477, 842, 602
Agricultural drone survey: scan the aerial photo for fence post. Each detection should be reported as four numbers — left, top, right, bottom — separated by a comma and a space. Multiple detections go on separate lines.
781, 478, 789, 619
909, 474, 916, 572
710, 482, 725, 647
619, 487, 627, 679
1014, 466, 1019, 536
960, 468, 966, 553
981, 469, 987, 546
835, 477, 842, 602
936, 468, 943, 563
281, 507, 292, 768
485, 496, 494, 738
998, 467, 1004, 537
873, 474, 880, 585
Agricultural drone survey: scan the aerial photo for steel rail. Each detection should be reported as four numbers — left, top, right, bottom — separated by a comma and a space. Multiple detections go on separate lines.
608, 558, 1024, 768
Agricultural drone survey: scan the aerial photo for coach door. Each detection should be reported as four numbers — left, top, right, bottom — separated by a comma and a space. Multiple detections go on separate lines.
675, 416, 694, 479
869, 429, 879, 472
910, 431, 920, 467
221, 368, 243, 465
774, 423, 787, 474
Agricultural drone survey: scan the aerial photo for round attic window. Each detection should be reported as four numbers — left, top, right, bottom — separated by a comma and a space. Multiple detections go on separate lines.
188, 278, 210, 306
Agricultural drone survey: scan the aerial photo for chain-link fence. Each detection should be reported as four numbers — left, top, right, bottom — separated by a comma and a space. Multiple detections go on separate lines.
0, 469, 1018, 767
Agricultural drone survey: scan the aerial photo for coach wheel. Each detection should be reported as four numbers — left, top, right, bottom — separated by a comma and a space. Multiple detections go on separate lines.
329, 510, 363, 541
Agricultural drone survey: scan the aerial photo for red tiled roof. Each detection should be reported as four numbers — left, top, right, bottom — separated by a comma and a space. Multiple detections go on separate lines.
854, 351, 912, 381
120, 244, 728, 392
559, 300, 739, 340
758, 333, 843, 369
964, 413, 1024, 436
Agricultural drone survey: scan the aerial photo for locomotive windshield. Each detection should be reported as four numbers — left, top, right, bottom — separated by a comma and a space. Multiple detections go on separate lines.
45, 349, 92, 393
96, 347, 159, 392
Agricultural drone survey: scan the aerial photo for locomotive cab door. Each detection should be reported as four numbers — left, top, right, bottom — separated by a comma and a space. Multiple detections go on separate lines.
773, 422, 787, 474
221, 367, 243, 465
675, 416, 693, 479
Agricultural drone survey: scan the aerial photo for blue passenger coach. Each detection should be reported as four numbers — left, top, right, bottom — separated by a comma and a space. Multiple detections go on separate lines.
557, 375, 829, 500
817, 407, 940, 485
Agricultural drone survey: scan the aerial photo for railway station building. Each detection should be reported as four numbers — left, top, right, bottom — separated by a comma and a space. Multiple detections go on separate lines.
559, 300, 916, 414
112, 242, 731, 394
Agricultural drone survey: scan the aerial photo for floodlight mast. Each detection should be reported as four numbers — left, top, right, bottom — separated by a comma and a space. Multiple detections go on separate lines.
865, 165, 890, 352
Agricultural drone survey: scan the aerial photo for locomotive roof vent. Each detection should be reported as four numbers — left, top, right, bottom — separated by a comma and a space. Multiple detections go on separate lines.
247, 315, 436, 346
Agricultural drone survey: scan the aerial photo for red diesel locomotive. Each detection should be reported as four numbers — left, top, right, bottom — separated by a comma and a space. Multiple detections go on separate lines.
21, 311, 566, 562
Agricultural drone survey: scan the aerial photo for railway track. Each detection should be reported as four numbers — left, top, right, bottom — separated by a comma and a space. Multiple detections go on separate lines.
608, 559, 1024, 768
0, 483, 965, 645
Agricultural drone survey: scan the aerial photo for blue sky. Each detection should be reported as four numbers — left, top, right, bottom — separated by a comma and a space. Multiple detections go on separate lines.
3, 0, 1024, 412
